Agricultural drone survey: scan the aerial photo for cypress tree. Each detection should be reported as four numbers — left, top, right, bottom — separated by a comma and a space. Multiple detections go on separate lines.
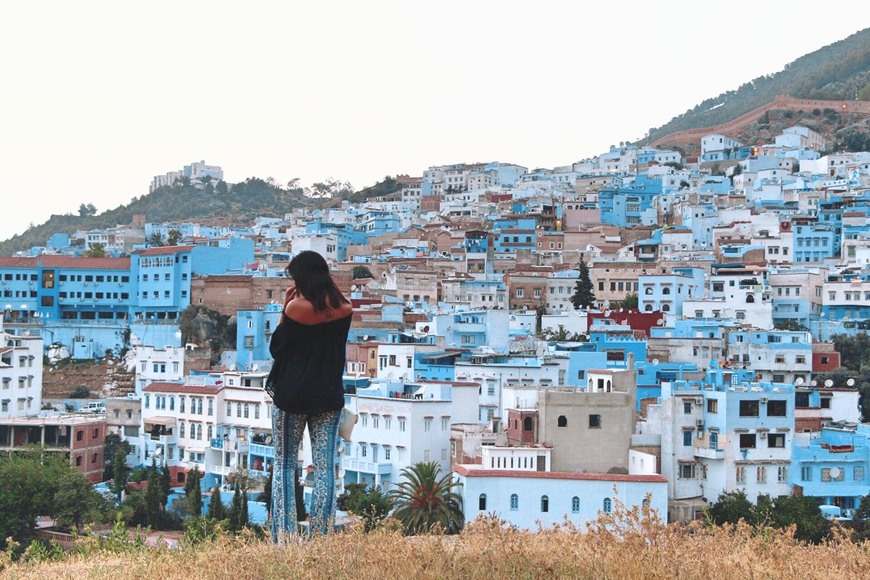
570, 261, 596, 309
207, 486, 226, 521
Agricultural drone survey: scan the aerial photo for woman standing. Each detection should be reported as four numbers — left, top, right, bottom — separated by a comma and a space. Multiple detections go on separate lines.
267, 251, 353, 540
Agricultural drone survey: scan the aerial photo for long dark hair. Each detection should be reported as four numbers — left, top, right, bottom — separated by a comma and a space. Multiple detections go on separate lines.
285, 251, 349, 313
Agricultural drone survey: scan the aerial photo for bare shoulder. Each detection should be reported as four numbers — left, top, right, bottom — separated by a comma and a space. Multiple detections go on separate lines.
285, 298, 316, 323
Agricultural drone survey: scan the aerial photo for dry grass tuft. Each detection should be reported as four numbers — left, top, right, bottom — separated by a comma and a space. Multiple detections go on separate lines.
5, 513, 870, 579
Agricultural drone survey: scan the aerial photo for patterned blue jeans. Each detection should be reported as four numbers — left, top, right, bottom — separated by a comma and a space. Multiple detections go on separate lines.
271, 407, 342, 542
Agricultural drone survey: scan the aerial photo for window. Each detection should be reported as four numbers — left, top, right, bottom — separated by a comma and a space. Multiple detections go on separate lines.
801, 466, 812, 481
588, 414, 601, 428
707, 399, 718, 413
510, 494, 518, 511
768, 433, 785, 448
683, 401, 692, 414
756, 466, 767, 484
820, 397, 831, 409
683, 430, 693, 447
855, 466, 865, 481
523, 416, 533, 431
557, 415, 567, 427
821, 467, 845, 482
736, 466, 746, 483
739, 434, 756, 449
541, 495, 549, 513
479, 494, 487, 511
767, 400, 786, 417
571, 497, 580, 513
398, 417, 406, 432
739, 400, 759, 417
424, 418, 432, 432
680, 464, 696, 479
603, 498, 612, 513
778, 466, 788, 482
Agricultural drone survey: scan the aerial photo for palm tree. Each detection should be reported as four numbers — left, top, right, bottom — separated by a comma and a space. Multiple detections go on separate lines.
388, 461, 463, 535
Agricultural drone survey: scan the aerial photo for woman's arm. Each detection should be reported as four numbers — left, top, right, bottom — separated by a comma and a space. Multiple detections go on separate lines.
280, 286, 298, 324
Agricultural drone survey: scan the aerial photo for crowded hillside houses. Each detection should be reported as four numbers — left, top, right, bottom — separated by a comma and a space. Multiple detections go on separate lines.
3, 125, 870, 526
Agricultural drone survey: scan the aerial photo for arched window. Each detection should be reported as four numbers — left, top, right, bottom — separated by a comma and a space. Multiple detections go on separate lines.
207, 424, 213, 441
644, 304, 653, 312
179, 422, 185, 438
642, 498, 650, 508
523, 416, 533, 431
169, 396, 175, 411
557, 415, 567, 427
479, 494, 487, 511
510, 494, 519, 511
645, 287, 653, 295
662, 304, 671, 312
606, 380, 612, 392
572, 496, 580, 513
746, 294, 755, 303
662, 287, 671, 295
603, 498, 612, 513
541, 495, 549, 512
208, 398, 214, 416
126, 409, 133, 419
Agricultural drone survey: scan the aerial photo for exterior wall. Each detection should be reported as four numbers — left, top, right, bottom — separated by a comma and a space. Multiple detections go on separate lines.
455, 467, 668, 529
537, 382, 635, 473
0, 325, 43, 419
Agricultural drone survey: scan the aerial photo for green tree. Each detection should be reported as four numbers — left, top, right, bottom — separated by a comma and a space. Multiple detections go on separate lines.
257, 464, 273, 515
84, 242, 107, 258
227, 484, 248, 532
78, 203, 97, 217
160, 464, 172, 506
52, 470, 103, 532
70, 385, 90, 398
0, 448, 69, 547
338, 485, 392, 532
831, 333, 870, 371
215, 180, 229, 195
388, 461, 463, 535
144, 460, 164, 529
146, 232, 164, 247
207, 486, 226, 521
707, 490, 754, 526
184, 468, 203, 517
166, 229, 183, 246
110, 439, 132, 502
352, 265, 374, 279
569, 261, 596, 310
612, 293, 639, 310
770, 495, 831, 544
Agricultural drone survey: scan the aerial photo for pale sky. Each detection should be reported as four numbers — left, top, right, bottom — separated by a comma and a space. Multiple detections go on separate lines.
1, 1, 869, 242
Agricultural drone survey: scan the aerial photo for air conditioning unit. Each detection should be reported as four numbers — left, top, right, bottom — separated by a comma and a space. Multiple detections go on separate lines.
695, 419, 704, 429
761, 397, 769, 404
694, 397, 703, 405
760, 431, 768, 439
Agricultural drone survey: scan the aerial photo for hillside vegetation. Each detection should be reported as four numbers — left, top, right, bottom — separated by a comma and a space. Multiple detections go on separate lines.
644, 28, 870, 144
0, 178, 312, 256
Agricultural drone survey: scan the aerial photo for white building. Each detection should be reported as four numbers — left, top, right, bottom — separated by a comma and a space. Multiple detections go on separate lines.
0, 319, 43, 419
454, 465, 667, 529
129, 345, 185, 395
344, 380, 479, 490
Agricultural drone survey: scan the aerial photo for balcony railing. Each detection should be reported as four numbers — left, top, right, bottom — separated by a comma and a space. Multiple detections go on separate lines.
342, 456, 392, 475
694, 446, 725, 460
250, 443, 275, 458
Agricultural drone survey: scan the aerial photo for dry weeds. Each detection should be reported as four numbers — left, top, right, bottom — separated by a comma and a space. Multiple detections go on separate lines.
4, 516, 870, 579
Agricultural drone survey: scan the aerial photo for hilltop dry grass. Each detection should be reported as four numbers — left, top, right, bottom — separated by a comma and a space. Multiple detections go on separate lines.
4, 512, 870, 579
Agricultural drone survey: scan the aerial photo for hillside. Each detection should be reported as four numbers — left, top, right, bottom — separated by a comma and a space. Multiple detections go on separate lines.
0, 178, 313, 256
643, 28, 870, 145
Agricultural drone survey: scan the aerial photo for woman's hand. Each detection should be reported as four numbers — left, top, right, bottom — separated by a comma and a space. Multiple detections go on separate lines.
284, 286, 298, 305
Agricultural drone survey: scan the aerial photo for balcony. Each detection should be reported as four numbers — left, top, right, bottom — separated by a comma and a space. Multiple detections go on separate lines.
342, 456, 392, 476
211, 436, 249, 452
250, 443, 275, 458
694, 446, 725, 460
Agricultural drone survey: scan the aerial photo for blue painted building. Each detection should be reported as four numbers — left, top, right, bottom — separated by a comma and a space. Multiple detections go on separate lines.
598, 175, 663, 226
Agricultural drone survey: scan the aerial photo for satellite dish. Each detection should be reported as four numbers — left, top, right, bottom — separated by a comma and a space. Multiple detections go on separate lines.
811, 380, 818, 387
847, 378, 856, 387
154, 447, 163, 457
830, 467, 841, 479
825, 379, 834, 387
604, 310, 612, 317
422, 325, 430, 333
795, 377, 805, 386
252, 364, 259, 372
656, 319, 664, 325
652, 358, 660, 366
264, 435, 273, 445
